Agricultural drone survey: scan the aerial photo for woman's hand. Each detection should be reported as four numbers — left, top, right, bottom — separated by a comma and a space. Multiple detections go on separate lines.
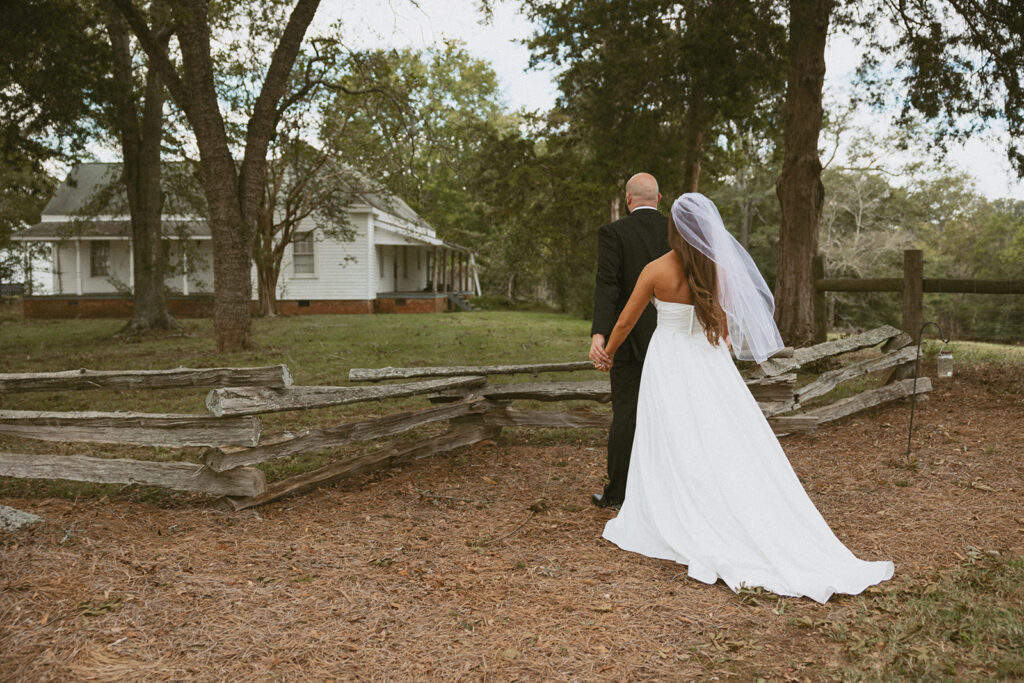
589, 334, 611, 369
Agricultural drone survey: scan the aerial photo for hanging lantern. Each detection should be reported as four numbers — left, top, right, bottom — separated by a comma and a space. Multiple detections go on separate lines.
937, 345, 954, 378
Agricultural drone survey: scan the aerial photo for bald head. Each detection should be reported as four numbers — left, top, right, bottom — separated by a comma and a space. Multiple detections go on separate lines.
625, 173, 660, 211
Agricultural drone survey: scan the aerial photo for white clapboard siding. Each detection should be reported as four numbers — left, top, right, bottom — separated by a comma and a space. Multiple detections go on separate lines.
276, 216, 375, 301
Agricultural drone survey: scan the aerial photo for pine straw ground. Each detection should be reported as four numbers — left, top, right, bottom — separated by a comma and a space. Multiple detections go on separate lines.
2, 364, 1022, 682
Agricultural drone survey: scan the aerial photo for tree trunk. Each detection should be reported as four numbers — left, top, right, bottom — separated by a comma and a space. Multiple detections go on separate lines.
256, 262, 279, 317
739, 198, 754, 249
681, 123, 703, 193
105, 9, 177, 333
774, 0, 833, 347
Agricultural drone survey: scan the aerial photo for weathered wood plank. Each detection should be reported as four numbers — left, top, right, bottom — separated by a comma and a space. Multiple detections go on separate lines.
205, 376, 487, 417
431, 375, 795, 404
881, 331, 914, 353
0, 411, 261, 447
745, 374, 797, 401
802, 377, 932, 425
750, 325, 903, 378
0, 365, 292, 394
203, 399, 489, 471
794, 346, 920, 403
228, 424, 499, 510
429, 380, 612, 403
758, 400, 799, 417
0, 452, 265, 497
455, 403, 811, 435
454, 407, 613, 429
767, 414, 819, 434
349, 361, 595, 382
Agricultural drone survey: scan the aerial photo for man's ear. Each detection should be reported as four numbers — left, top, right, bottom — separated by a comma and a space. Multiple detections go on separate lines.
657, 193, 662, 204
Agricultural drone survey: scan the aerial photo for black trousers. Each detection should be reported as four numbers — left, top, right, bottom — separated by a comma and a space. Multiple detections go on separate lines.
604, 357, 644, 504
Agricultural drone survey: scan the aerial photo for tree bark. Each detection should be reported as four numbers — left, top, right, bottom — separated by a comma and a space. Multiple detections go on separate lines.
256, 260, 279, 317
774, 0, 833, 347
681, 90, 704, 192
105, 8, 178, 333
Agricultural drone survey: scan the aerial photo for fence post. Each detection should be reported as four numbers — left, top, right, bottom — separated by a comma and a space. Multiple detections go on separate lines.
902, 249, 924, 339
889, 249, 925, 381
812, 253, 827, 343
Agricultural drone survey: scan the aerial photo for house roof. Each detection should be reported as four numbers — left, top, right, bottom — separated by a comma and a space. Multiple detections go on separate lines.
13, 220, 210, 241
39, 162, 121, 216
18, 162, 442, 245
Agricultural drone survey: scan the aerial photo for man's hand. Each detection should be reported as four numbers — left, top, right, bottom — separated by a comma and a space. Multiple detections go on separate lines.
589, 334, 612, 371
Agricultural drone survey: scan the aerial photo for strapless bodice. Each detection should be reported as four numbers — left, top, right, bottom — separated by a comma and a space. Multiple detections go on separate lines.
653, 297, 701, 335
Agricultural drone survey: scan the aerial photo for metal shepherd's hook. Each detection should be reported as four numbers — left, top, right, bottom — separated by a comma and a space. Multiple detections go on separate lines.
906, 321, 949, 460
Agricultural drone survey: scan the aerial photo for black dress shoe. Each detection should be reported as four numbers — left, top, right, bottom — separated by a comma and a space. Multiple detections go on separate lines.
591, 493, 621, 510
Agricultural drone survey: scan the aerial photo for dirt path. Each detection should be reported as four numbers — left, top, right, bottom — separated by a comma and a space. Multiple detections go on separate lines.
2, 365, 1022, 681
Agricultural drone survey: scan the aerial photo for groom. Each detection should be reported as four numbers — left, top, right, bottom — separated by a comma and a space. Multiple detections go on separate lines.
589, 172, 670, 509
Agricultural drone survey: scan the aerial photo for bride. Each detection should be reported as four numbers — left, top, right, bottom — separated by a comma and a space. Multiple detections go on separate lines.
597, 192, 893, 603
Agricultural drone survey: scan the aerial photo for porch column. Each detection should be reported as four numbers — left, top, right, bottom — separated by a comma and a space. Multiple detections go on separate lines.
182, 243, 190, 296
75, 238, 83, 296
446, 250, 453, 293
431, 247, 438, 294
54, 243, 63, 294
470, 253, 481, 296
128, 238, 134, 291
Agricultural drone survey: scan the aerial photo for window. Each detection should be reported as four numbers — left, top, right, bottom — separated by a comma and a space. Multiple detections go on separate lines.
90, 241, 110, 277
293, 232, 314, 274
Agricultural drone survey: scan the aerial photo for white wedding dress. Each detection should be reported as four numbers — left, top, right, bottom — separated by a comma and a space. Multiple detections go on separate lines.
602, 298, 894, 603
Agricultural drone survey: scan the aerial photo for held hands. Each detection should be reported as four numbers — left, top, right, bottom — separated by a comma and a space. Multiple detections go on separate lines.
589, 334, 613, 372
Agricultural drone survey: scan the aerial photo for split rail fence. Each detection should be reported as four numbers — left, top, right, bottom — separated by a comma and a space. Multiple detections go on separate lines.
0, 325, 932, 509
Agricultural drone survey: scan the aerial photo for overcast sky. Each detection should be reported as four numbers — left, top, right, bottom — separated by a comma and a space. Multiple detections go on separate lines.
318, 0, 1024, 201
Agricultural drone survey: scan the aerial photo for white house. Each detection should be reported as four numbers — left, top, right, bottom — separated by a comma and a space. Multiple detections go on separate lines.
14, 163, 478, 318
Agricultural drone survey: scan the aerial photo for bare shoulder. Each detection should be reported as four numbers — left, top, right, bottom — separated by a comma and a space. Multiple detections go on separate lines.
642, 253, 677, 277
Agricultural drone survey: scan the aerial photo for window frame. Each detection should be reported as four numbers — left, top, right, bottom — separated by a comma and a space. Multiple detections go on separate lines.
90, 240, 111, 277
292, 232, 315, 276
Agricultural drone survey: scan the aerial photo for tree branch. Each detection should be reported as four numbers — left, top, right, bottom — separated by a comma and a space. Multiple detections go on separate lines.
110, 0, 190, 116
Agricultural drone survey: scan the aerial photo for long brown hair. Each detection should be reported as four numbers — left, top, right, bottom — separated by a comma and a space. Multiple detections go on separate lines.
668, 220, 725, 345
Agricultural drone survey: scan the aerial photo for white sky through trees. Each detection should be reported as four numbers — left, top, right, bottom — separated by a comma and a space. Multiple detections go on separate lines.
320, 0, 1024, 201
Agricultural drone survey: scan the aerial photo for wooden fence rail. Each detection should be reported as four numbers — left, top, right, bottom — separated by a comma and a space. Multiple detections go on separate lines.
0, 365, 291, 393
205, 376, 486, 416
0, 411, 261, 448
0, 452, 265, 497
813, 249, 1024, 341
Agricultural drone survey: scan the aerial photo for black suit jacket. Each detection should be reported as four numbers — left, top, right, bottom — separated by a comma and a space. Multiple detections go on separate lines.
591, 207, 671, 362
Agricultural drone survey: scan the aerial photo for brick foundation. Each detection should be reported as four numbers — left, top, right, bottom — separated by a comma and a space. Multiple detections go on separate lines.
276, 300, 375, 315
374, 297, 450, 314
23, 295, 455, 318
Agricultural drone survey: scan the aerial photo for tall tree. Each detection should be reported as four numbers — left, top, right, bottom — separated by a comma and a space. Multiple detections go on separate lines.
774, 0, 834, 345
104, 5, 178, 332
1, 0, 180, 331
525, 0, 786, 199
253, 136, 357, 316
322, 44, 514, 242
0, 152, 56, 295
863, 1, 1024, 174
115, 0, 322, 351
